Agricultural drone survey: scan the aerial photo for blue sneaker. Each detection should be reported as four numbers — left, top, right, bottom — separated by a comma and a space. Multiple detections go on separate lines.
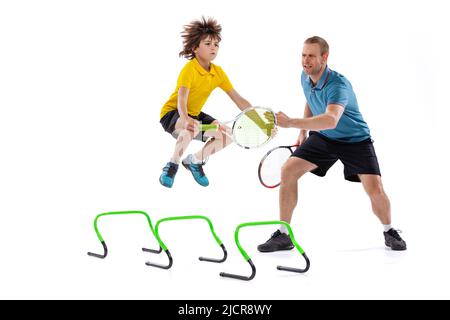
182, 154, 209, 187
159, 162, 179, 188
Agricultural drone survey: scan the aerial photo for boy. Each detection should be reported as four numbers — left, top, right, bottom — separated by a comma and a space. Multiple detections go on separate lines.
159, 17, 252, 188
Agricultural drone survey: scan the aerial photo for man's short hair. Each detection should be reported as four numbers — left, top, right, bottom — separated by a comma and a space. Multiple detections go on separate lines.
304, 36, 329, 55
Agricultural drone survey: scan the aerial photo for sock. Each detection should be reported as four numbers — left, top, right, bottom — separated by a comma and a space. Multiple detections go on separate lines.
279, 224, 289, 235
170, 158, 180, 165
383, 224, 392, 232
191, 154, 203, 164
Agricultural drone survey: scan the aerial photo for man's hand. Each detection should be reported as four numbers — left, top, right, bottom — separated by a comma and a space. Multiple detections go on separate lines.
276, 111, 292, 128
295, 130, 308, 146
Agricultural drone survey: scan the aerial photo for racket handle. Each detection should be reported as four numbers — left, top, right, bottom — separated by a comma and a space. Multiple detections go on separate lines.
200, 124, 218, 131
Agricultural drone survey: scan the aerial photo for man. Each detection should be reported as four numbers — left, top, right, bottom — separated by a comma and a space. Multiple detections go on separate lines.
258, 36, 406, 252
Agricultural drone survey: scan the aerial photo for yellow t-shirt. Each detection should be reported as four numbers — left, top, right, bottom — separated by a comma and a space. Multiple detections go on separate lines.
160, 58, 234, 119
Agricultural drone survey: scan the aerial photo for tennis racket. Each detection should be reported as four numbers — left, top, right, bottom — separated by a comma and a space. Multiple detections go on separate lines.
258, 145, 299, 188
199, 106, 276, 149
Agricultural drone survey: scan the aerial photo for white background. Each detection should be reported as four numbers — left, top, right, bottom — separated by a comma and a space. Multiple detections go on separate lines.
1, 0, 449, 299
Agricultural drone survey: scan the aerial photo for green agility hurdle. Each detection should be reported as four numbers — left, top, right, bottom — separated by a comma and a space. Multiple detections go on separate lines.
145, 215, 227, 270
220, 221, 310, 281
87, 210, 161, 259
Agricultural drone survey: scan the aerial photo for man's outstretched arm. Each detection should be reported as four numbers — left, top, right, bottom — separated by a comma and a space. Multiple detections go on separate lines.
277, 104, 344, 130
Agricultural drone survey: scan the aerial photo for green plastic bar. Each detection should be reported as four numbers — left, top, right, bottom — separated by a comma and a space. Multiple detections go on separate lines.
220, 220, 309, 280
145, 215, 227, 269
87, 210, 161, 259
153, 215, 223, 251
199, 124, 218, 131
92, 210, 157, 242
233, 221, 305, 261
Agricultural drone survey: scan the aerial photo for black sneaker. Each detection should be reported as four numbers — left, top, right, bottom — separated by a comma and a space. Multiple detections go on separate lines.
384, 228, 407, 251
257, 230, 295, 253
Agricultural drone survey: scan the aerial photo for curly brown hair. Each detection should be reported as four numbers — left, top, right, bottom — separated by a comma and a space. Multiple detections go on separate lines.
179, 17, 222, 60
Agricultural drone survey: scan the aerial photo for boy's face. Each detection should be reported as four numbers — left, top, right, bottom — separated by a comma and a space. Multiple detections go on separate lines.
302, 43, 328, 76
194, 36, 220, 61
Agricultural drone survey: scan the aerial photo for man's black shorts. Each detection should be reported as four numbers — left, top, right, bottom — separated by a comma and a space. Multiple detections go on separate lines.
292, 131, 381, 182
160, 110, 216, 142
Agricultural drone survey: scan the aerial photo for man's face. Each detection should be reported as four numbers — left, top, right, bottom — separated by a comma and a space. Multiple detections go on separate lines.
302, 43, 327, 76
194, 36, 219, 61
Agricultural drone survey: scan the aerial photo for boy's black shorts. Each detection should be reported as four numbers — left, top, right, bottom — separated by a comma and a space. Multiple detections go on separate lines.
160, 110, 216, 142
292, 131, 381, 182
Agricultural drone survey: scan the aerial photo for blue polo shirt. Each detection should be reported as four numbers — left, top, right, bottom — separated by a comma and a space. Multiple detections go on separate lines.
301, 66, 370, 142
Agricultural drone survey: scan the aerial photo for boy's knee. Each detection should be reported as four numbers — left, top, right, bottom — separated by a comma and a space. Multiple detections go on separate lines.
178, 129, 195, 140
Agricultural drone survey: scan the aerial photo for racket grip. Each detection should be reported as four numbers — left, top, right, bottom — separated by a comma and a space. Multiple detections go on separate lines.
200, 124, 218, 131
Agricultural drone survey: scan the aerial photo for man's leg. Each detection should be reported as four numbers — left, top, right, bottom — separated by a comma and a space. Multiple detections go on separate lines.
359, 174, 391, 224
359, 174, 406, 250
258, 157, 316, 252
280, 157, 317, 223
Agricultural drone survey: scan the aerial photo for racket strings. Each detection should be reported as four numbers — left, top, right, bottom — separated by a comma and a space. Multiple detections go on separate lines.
232, 108, 275, 148
259, 148, 292, 188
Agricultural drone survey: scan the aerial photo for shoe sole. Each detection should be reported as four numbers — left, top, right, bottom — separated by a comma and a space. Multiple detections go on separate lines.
385, 242, 407, 251
257, 246, 295, 253
182, 162, 209, 187
159, 176, 173, 188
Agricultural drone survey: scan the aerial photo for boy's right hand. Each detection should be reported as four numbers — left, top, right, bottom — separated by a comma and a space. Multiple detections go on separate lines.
182, 117, 200, 133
